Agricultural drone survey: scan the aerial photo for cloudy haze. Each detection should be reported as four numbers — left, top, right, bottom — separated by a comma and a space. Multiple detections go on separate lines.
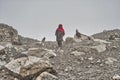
0, 0, 120, 41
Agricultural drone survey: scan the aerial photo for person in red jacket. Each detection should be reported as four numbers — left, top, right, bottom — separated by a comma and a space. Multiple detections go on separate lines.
55, 24, 65, 48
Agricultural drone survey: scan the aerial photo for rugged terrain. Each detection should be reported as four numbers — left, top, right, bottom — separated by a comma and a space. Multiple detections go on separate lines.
0, 23, 120, 80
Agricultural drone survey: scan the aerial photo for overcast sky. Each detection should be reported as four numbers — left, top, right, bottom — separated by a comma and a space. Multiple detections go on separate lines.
0, 0, 120, 41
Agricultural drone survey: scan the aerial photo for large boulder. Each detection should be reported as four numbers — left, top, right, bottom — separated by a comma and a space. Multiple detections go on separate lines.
0, 23, 20, 43
91, 43, 106, 52
0, 43, 19, 67
93, 39, 111, 44
19, 58, 51, 77
27, 48, 56, 59
36, 72, 58, 80
74, 32, 93, 42
65, 37, 75, 43
4, 56, 57, 80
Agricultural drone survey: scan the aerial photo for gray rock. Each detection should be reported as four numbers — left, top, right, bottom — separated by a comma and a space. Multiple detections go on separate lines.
36, 72, 58, 80
0, 45, 5, 51
4, 56, 57, 80
65, 37, 75, 43
91, 43, 106, 52
28, 48, 56, 59
113, 74, 120, 80
0, 60, 6, 67
88, 56, 94, 61
0, 23, 20, 43
71, 51, 85, 56
105, 57, 117, 65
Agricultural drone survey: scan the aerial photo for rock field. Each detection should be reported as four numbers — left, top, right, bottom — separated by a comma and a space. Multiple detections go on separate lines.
0, 23, 120, 80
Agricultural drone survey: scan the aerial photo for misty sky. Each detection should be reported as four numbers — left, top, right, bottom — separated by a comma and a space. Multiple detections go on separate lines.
0, 0, 120, 41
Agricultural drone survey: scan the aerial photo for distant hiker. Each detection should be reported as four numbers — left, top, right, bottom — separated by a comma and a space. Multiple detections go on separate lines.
76, 29, 81, 38
42, 37, 46, 43
55, 24, 65, 48
41, 37, 46, 46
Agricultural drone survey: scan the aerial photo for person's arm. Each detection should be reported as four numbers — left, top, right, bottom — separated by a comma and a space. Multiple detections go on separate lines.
55, 30, 57, 36
63, 29, 65, 36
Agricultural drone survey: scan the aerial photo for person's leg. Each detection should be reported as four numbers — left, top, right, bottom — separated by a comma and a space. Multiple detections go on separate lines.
58, 41, 62, 48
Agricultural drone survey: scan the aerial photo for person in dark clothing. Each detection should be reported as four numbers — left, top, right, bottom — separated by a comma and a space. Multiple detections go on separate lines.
76, 29, 81, 38
55, 24, 65, 47
42, 37, 46, 43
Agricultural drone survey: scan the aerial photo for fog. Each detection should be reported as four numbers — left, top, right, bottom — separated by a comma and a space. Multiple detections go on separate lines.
0, 0, 120, 41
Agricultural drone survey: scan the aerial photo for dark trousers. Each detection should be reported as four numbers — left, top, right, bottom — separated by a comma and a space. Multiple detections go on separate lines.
57, 41, 62, 47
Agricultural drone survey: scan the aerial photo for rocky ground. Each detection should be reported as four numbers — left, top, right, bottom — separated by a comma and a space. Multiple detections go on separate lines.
0, 23, 120, 80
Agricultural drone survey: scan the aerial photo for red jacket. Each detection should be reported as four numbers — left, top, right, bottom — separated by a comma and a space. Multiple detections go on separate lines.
55, 27, 65, 41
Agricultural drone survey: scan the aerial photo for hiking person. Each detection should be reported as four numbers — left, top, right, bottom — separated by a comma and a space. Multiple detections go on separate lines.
55, 24, 65, 48
76, 29, 81, 38
42, 37, 46, 43
41, 37, 46, 46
